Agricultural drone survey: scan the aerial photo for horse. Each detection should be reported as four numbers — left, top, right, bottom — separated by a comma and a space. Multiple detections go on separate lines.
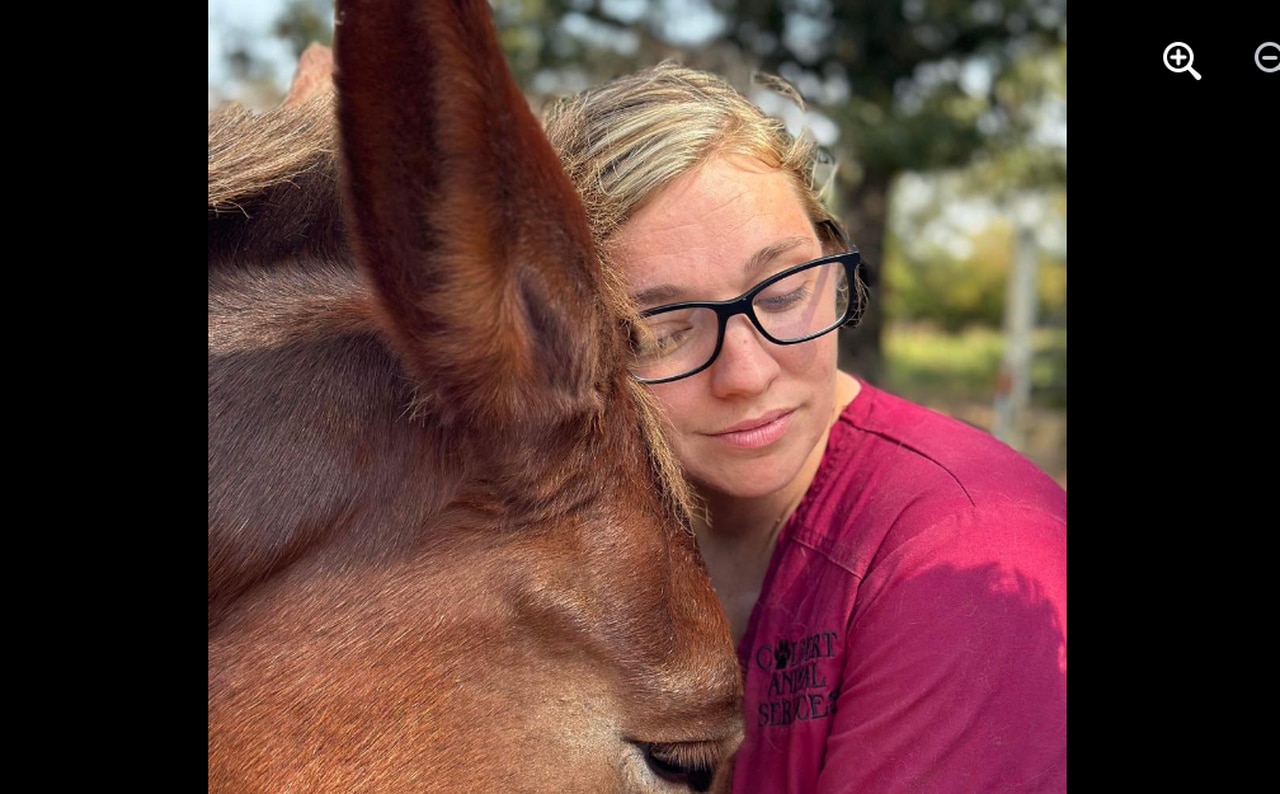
207, 0, 744, 791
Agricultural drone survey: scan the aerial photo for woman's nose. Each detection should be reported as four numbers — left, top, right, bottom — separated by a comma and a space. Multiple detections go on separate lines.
707, 314, 780, 397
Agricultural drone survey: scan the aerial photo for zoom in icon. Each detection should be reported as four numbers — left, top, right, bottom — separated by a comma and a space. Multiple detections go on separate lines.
1163, 42, 1201, 80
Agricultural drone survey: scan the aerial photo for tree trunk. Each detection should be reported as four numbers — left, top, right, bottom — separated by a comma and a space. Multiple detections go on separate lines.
836, 169, 892, 386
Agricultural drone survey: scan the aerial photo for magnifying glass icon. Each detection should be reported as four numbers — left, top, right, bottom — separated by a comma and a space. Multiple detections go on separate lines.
1163, 42, 1202, 80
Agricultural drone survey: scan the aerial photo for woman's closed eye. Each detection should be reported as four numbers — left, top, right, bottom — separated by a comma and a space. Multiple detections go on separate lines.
756, 266, 821, 313
633, 319, 696, 359
755, 283, 811, 313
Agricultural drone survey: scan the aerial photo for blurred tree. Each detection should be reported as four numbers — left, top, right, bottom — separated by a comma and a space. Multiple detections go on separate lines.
273, 0, 335, 58
883, 173, 1065, 333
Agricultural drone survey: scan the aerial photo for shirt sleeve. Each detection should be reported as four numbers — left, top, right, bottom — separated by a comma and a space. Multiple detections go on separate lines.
815, 502, 1067, 793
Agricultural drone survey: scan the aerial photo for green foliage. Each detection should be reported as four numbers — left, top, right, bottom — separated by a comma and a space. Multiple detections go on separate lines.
882, 218, 1005, 330
883, 322, 1065, 409
274, 0, 334, 57
884, 323, 1007, 399
882, 163, 1065, 333
883, 214, 1065, 332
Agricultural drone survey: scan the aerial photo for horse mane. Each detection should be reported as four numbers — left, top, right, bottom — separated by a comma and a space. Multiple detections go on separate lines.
208, 93, 336, 211
208, 93, 346, 268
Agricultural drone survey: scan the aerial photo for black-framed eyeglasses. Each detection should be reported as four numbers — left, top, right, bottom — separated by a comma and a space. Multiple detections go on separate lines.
629, 242, 864, 385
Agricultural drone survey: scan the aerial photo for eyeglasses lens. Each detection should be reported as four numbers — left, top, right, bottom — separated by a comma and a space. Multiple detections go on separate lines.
631, 258, 850, 383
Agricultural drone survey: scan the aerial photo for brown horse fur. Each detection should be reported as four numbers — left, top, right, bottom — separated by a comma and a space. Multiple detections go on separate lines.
208, 0, 742, 791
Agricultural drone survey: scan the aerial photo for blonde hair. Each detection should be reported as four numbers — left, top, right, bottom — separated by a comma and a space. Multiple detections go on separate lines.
541, 61, 844, 266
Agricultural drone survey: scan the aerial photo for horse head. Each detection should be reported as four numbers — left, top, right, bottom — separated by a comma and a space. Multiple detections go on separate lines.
208, 0, 743, 790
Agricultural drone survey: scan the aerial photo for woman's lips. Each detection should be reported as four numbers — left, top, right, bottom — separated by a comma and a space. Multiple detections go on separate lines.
711, 409, 793, 449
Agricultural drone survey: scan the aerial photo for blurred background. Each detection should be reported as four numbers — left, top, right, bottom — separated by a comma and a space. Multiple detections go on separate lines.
209, 0, 1066, 488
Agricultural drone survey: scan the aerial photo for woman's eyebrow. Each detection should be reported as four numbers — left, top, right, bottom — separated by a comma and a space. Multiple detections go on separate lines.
631, 283, 684, 308
631, 234, 815, 309
743, 235, 813, 280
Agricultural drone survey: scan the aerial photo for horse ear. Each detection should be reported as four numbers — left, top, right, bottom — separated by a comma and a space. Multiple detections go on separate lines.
283, 43, 334, 108
334, 0, 608, 430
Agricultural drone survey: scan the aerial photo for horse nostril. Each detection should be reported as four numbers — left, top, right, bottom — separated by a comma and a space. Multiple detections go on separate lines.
640, 742, 716, 792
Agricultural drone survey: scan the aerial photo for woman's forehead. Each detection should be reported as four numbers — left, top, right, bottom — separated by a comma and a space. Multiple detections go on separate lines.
624, 157, 808, 245
616, 156, 820, 304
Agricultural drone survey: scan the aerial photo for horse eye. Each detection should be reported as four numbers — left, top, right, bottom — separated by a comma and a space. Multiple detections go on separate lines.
641, 742, 716, 792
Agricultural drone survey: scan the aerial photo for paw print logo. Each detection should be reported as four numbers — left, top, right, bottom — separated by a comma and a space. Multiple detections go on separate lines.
773, 639, 793, 669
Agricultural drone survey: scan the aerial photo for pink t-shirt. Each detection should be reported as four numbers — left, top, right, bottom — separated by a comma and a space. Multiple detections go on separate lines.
731, 381, 1066, 793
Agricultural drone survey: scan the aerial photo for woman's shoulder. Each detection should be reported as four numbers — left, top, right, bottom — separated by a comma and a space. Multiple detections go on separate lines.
838, 380, 1063, 508
787, 380, 1065, 573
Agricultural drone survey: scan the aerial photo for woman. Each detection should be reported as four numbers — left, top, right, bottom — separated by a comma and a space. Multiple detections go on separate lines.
544, 62, 1067, 792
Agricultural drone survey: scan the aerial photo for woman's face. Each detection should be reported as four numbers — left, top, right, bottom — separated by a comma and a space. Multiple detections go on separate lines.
614, 154, 840, 501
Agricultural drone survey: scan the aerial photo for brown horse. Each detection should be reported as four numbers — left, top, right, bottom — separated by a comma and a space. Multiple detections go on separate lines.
208, 0, 743, 791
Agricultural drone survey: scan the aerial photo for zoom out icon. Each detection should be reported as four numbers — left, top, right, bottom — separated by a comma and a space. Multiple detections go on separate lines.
1257, 42, 1280, 73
